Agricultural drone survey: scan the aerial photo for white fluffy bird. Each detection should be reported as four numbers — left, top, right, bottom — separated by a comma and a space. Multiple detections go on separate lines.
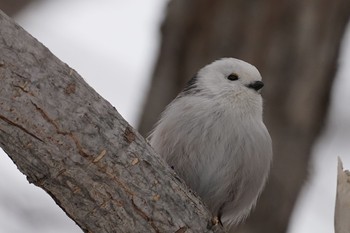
149, 58, 272, 230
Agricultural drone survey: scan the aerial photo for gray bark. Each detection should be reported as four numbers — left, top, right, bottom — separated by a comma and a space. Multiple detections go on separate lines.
0, 10, 225, 233
138, 0, 350, 232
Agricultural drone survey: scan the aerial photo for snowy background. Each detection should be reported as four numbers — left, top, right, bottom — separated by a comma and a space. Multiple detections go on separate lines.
0, 1, 349, 233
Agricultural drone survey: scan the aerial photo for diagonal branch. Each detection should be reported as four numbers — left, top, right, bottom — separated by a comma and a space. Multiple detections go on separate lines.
0, 10, 224, 233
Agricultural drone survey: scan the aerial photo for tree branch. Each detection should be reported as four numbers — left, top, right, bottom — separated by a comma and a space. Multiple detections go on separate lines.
0, 10, 224, 233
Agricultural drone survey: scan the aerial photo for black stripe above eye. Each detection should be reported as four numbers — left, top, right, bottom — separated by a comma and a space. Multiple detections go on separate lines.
183, 75, 198, 92
178, 75, 201, 98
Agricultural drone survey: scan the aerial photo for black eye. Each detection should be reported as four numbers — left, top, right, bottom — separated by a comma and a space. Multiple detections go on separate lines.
227, 73, 239, 81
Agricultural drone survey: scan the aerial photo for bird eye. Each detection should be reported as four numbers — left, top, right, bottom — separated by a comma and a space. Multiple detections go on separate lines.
227, 73, 239, 81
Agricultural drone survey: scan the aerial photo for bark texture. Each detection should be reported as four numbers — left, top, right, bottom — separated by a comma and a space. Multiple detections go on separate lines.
0, 10, 225, 233
138, 0, 350, 232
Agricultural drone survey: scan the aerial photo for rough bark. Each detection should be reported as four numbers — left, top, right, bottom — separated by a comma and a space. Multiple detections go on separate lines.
138, 0, 350, 232
334, 158, 350, 233
0, 10, 225, 233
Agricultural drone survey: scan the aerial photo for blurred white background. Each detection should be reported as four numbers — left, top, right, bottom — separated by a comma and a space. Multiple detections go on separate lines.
0, 1, 349, 232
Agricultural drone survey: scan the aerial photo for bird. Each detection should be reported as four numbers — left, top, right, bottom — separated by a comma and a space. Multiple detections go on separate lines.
149, 58, 272, 230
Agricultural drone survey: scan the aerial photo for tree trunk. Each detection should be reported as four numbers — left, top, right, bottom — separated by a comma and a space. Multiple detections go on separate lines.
138, 0, 350, 232
0, 10, 225, 233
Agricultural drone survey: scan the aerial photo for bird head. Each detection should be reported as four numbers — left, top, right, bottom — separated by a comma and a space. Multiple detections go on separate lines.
177, 58, 265, 117
197, 58, 264, 97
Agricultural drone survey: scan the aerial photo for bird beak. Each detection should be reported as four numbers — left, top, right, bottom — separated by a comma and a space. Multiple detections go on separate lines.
247, 81, 264, 92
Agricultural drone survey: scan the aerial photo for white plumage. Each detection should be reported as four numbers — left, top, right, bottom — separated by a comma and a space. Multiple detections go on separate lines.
149, 58, 272, 230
